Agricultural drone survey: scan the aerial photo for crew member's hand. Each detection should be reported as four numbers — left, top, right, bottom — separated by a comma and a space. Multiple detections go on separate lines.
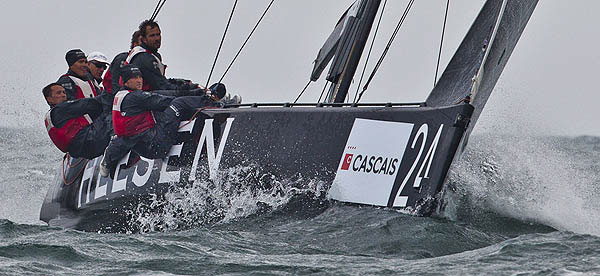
189, 87, 207, 96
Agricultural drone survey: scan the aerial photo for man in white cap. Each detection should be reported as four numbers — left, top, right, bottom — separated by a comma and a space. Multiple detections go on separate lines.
87, 51, 109, 91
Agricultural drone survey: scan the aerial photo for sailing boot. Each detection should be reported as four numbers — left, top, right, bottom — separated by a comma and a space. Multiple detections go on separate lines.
99, 153, 111, 178
219, 94, 242, 106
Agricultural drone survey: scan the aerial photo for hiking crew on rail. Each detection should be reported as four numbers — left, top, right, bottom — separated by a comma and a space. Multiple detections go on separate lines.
125, 20, 200, 92
43, 83, 112, 159
57, 49, 101, 101
42, 19, 241, 178
99, 65, 224, 177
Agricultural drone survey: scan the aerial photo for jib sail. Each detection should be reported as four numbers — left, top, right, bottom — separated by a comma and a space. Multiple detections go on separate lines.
426, 0, 538, 129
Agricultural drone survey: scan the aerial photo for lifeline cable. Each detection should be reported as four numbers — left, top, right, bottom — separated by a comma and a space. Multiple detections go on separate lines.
206, 0, 239, 87
356, 0, 415, 103
353, 0, 388, 104
218, 0, 276, 83
434, 0, 450, 87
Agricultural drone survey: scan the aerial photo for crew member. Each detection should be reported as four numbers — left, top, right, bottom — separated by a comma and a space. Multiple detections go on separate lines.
104, 31, 142, 94
127, 20, 241, 104
126, 20, 198, 92
100, 65, 221, 177
57, 49, 101, 100
43, 83, 111, 159
87, 51, 110, 91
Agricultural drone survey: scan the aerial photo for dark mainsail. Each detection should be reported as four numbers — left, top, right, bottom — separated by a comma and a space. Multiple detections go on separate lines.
310, 0, 382, 103
310, 6, 353, 82
426, 0, 538, 132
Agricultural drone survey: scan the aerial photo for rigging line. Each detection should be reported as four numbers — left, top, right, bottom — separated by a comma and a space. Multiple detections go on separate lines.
353, 0, 388, 104
294, 80, 312, 104
356, 0, 415, 103
317, 81, 329, 103
218, 0, 276, 83
156, 0, 167, 19
206, 0, 239, 87
151, 0, 167, 21
150, 0, 162, 20
434, 0, 450, 87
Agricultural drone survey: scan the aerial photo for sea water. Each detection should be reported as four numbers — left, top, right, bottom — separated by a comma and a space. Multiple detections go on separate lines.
1, 127, 599, 275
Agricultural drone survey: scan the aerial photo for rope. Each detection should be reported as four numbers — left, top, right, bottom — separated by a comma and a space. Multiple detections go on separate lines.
61, 154, 89, 186
317, 81, 329, 103
218, 0, 276, 83
353, 0, 388, 104
434, 0, 450, 87
206, 0, 239, 87
178, 107, 216, 130
150, 0, 167, 21
356, 0, 415, 103
293, 80, 312, 103
68, 156, 87, 168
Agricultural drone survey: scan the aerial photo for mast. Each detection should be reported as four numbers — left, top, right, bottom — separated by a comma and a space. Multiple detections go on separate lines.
313, 0, 381, 103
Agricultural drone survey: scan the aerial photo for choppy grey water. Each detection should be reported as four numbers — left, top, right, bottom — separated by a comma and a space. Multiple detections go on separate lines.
1, 126, 600, 275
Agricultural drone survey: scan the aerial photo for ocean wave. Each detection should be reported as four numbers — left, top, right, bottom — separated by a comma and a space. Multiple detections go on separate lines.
128, 164, 330, 233
444, 134, 600, 236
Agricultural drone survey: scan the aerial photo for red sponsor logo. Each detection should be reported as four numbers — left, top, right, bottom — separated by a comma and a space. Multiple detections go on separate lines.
341, 153, 353, 170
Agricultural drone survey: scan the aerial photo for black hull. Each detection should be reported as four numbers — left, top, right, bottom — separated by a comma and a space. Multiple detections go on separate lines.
40, 104, 473, 232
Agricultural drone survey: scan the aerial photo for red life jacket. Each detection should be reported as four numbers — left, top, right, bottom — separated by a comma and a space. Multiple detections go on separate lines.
44, 110, 92, 152
120, 46, 167, 91
103, 69, 114, 94
63, 74, 98, 99
112, 90, 156, 137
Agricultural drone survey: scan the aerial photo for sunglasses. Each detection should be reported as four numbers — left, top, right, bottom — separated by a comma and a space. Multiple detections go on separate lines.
91, 62, 107, 69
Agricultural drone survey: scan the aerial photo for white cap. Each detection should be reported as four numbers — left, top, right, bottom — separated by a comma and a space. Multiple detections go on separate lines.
87, 51, 109, 64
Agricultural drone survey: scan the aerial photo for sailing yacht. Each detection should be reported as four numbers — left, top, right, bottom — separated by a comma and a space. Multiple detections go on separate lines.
40, 0, 538, 232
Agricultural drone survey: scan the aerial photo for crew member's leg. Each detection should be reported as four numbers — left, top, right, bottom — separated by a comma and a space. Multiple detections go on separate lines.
132, 96, 218, 160
68, 113, 113, 159
99, 136, 137, 177
131, 128, 171, 160
86, 112, 113, 158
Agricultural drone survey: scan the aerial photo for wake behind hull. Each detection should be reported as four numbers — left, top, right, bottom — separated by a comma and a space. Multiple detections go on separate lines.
40, 104, 473, 232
